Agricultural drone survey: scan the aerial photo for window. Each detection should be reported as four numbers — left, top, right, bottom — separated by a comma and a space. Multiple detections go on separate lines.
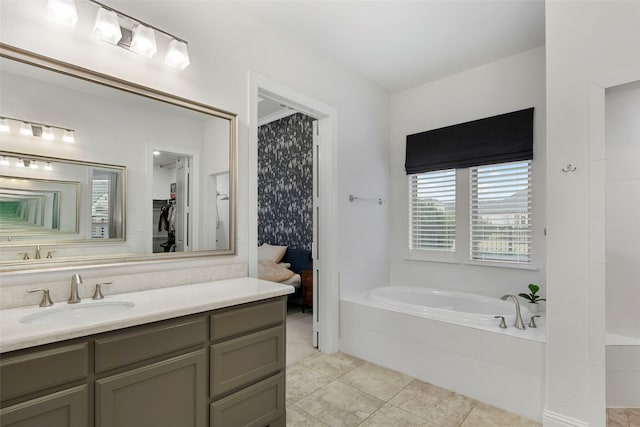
408, 160, 532, 265
470, 161, 532, 263
408, 169, 456, 252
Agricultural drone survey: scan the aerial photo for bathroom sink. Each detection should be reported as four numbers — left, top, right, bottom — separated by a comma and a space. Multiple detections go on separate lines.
20, 301, 135, 326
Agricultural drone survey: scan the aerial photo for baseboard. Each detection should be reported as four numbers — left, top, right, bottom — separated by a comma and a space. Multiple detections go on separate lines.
543, 409, 590, 427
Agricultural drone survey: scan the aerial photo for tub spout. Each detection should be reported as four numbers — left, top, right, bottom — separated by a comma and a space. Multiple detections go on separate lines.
500, 294, 526, 330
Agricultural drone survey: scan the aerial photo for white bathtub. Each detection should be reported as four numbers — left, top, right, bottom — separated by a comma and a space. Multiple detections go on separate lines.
606, 333, 640, 408
368, 286, 531, 326
341, 287, 545, 421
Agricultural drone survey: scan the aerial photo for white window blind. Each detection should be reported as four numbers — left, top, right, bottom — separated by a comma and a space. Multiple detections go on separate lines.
409, 169, 456, 252
470, 161, 532, 263
92, 179, 110, 239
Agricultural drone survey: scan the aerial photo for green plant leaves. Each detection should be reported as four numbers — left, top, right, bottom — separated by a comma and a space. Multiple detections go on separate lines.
528, 283, 540, 294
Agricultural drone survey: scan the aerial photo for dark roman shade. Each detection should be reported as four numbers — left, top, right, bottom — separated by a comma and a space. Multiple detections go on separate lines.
405, 107, 534, 174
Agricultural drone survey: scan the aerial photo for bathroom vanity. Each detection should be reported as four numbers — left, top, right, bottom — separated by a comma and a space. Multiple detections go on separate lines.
0, 278, 292, 427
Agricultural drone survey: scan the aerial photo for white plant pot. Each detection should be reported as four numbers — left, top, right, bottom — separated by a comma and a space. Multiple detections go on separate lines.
528, 302, 539, 314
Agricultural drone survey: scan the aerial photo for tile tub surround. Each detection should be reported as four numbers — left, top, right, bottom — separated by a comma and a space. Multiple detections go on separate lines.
286, 352, 540, 426
0, 277, 294, 352
340, 295, 545, 421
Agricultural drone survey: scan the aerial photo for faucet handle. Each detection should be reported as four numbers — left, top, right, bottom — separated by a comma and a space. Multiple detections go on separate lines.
27, 288, 54, 307
46, 251, 56, 259
20, 252, 30, 260
494, 315, 507, 329
529, 315, 541, 328
92, 282, 113, 300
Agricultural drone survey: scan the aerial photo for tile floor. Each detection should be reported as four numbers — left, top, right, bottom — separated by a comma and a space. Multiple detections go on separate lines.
285, 308, 638, 427
607, 408, 640, 427
285, 308, 540, 426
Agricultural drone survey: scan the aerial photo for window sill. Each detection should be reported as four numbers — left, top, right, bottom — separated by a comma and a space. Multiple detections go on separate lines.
463, 260, 539, 271
404, 256, 539, 271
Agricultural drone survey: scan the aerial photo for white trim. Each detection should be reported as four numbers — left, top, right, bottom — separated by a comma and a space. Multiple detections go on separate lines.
543, 409, 590, 427
257, 108, 297, 127
248, 71, 340, 353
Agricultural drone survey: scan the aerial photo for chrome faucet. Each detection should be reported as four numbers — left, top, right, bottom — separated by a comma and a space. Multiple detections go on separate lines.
501, 294, 526, 330
68, 273, 82, 304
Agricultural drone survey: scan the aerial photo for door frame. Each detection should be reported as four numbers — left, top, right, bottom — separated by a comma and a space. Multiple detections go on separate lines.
249, 72, 340, 353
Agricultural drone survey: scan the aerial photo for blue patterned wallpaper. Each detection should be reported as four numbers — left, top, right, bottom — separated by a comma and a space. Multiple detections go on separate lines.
258, 113, 314, 251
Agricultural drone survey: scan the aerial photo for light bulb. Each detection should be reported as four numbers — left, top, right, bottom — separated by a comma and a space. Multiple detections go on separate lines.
42, 126, 55, 140
30, 160, 39, 169
165, 39, 190, 70
130, 24, 157, 58
93, 8, 122, 45
46, 0, 78, 29
16, 159, 25, 168
19, 122, 33, 137
62, 129, 75, 143
0, 118, 9, 133
44, 162, 53, 171
0, 156, 9, 166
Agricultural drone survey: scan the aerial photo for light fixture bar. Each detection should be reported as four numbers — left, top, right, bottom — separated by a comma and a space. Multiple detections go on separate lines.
0, 116, 74, 134
86, 0, 187, 44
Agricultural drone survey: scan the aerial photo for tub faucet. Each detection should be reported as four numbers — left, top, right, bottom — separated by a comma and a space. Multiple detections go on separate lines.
500, 294, 526, 330
68, 273, 82, 304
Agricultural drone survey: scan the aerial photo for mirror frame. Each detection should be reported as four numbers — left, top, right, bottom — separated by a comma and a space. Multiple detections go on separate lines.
0, 43, 238, 272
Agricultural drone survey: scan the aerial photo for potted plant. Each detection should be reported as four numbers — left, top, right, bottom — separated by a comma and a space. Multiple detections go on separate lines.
519, 283, 546, 313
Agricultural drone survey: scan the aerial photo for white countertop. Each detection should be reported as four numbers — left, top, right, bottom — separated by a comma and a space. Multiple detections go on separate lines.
0, 277, 294, 353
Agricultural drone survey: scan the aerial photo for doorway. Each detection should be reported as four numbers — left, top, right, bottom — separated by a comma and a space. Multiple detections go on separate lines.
249, 73, 339, 353
152, 150, 192, 253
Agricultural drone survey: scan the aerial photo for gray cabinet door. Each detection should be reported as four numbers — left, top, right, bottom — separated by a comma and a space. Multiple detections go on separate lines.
0, 385, 87, 427
96, 349, 207, 427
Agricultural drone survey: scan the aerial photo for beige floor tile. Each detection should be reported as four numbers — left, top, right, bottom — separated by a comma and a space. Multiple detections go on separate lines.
286, 406, 330, 427
628, 408, 640, 426
359, 402, 437, 427
287, 363, 333, 404
607, 408, 640, 427
388, 380, 475, 427
295, 381, 384, 427
287, 312, 317, 365
339, 362, 413, 401
460, 402, 540, 427
298, 351, 365, 379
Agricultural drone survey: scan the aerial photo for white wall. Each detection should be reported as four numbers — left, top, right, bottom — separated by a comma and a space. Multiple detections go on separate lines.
606, 81, 640, 340
388, 46, 546, 298
0, 2, 389, 302
545, 1, 640, 425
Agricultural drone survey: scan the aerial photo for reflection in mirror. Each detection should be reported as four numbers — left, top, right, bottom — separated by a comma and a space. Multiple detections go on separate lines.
0, 44, 236, 270
0, 152, 124, 242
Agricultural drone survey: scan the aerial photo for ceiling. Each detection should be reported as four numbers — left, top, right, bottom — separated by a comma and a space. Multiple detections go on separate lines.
239, 0, 545, 93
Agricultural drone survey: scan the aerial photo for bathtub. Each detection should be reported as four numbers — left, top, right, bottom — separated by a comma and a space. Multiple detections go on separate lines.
341, 287, 545, 421
368, 286, 531, 327
606, 333, 640, 408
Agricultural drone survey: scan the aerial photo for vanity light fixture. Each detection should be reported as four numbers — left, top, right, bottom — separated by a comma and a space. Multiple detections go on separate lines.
47, 0, 190, 70
19, 122, 33, 137
44, 162, 54, 171
0, 118, 10, 133
165, 39, 190, 70
1, 116, 75, 143
42, 126, 55, 140
62, 129, 76, 144
0, 156, 9, 166
92, 7, 122, 45
29, 160, 39, 170
46, 0, 78, 29
130, 23, 157, 58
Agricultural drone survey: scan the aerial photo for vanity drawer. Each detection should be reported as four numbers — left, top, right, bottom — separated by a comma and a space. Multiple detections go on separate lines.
0, 343, 88, 402
210, 326, 284, 399
210, 373, 284, 427
95, 316, 206, 373
210, 298, 285, 341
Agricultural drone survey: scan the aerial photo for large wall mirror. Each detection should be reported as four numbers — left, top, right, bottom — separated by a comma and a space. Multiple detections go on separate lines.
0, 44, 237, 271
